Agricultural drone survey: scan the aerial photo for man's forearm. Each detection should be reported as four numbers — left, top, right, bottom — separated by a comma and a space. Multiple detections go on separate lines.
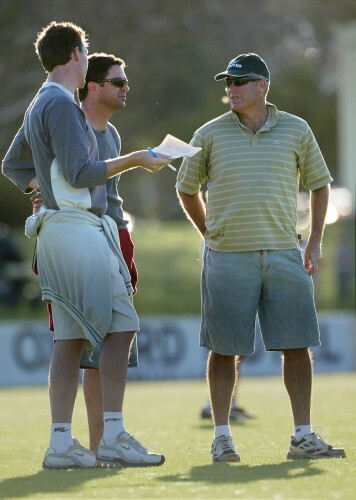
105, 150, 171, 178
105, 152, 140, 178
309, 184, 330, 243
177, 190, 206, 236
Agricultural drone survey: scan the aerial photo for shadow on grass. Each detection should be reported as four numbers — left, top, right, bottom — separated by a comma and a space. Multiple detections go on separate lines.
161, 460, 323, 485
0, 468, 122, 498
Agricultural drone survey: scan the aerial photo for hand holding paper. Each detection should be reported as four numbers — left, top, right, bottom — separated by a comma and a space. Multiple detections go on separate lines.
147, 147, 176, 171
153, 134, 202, 159
147, 134, 202, 172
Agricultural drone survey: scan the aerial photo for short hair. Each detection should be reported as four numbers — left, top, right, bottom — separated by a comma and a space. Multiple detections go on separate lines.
78, 52, 125, 102
35, 21, 88, 72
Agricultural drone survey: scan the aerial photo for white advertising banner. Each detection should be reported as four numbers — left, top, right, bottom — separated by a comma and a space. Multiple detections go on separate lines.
0, 313, 355, 387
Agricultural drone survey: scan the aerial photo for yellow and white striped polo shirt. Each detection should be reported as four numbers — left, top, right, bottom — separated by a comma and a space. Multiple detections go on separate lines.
176, 104, 333, 252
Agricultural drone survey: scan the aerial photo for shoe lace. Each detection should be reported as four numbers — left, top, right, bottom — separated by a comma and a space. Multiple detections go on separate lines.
216, 436, 235, 453
71, 438, 95, 456
309, 426, 329, 448
124, 433, 148, 453
72, 438, 84, 449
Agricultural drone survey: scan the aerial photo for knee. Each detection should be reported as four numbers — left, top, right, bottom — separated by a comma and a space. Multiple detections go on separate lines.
210, 352, 235, 367
118, 331, 136, 349
106, 331, 135, 348
282, 348, 311, 363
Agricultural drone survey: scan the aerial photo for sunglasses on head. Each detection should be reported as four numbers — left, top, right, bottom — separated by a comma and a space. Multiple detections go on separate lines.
224, 77, 261, 87
95, 78, 129, 88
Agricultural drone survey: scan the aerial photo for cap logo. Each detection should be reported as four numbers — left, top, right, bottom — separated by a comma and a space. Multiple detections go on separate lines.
229, 62, 242, 69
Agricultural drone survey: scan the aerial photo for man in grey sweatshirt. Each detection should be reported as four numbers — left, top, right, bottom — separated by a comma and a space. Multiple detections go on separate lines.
2, 21, 170, 469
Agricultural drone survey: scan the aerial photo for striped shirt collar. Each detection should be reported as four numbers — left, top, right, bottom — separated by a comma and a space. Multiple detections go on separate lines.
231, 103, 278, 132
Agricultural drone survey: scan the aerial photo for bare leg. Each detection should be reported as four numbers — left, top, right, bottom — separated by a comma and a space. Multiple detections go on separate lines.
208, 352, 236, 425
49, 339, 86, 422
283, 348, 312, 425
99, 331, 135, 412
82, 369, 103, 453
231, 355, 245, 407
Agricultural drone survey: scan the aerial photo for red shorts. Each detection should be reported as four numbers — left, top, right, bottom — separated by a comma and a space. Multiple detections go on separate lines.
37, 229, 138, 332
118, 229, 138, 295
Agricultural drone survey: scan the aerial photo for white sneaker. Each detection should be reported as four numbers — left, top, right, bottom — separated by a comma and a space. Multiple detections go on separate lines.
211, 435, 240, 463
96, 431, 165, 468
287, 431, 346, 460
42, 438, 97, 469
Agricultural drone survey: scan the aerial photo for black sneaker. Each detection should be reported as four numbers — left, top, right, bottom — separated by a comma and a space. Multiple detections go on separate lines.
201, 403, 212, 419
201, 404, 254, 421
229, 406, 255, 421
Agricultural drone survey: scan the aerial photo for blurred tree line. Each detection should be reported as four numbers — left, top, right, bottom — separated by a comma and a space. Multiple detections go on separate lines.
1, 0, 355, 225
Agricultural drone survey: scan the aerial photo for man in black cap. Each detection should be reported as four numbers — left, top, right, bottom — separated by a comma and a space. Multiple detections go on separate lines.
176, 53, 345, 463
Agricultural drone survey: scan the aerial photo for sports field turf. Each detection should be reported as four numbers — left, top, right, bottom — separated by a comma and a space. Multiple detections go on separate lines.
0, 373, 354, 499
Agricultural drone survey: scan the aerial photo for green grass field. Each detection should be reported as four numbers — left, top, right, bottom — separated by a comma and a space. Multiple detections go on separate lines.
0, 373, 354, 499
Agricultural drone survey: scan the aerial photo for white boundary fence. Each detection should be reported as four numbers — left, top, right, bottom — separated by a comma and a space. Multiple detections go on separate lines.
0, 312, 355, 386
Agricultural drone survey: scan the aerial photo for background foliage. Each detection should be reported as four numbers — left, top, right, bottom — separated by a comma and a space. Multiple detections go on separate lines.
1, 0, 356, 224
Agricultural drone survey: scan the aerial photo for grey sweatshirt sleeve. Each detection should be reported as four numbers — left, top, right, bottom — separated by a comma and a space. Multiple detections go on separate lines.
2, 124, 36, 193
44, 100, 107, 188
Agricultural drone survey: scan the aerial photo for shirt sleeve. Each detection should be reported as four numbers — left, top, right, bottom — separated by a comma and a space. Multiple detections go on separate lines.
107, 122, 121, 157
298, 126, 333, 191
175, 131, 210, 195
2, 124, 36, 193
45, 100, 107, 188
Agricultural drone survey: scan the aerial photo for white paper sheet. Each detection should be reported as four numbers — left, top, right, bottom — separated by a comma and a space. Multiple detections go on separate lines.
153, 134, 201, 159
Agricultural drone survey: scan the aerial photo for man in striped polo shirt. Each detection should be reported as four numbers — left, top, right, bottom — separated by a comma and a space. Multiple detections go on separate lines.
176, 53, 345, 463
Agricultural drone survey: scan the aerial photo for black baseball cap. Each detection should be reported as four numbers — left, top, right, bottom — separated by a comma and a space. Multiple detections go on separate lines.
214, 53, 270, 81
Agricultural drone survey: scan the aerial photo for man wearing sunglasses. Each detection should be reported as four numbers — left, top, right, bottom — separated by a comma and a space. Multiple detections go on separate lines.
176, 53, 345, 463
78, 53, 166, 466
2, 22, 170, 469
76, 54, 136, 458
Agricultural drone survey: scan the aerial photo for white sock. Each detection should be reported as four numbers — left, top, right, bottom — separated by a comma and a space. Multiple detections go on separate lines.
214, 425, 232, 439
103, 412, 126, 445
50, 423, 73, 453
294, 424, 312, 440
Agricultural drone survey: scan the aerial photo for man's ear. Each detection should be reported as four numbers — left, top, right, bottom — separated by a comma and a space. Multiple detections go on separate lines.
72, 47, 80, 62
87, 81, 98, 94
259, 79, 268, 95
